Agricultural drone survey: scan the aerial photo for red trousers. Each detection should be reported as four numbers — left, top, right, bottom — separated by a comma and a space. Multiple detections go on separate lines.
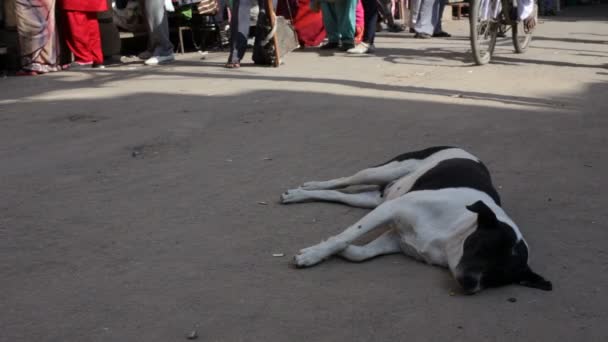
63, 10, 103, 64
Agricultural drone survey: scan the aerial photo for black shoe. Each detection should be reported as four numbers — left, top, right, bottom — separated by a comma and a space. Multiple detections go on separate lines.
414, 32, 432, 39
92, 63, 106, 69
409, 28, 417, 34
103, 55, 123, 66
320, 42, 340, 50
339, 42, 355, 51
67, 62, 93, 70
432, 31, 452, 38
388, 24, 405, 32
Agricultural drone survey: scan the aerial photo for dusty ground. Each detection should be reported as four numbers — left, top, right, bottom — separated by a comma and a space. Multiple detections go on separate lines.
1, 4, 607, 341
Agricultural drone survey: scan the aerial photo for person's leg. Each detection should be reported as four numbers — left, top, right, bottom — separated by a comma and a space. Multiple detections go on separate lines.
414, 0, 434, 36
86, 11, 104, 65
518, 0, 536, 32
137, 0, 154, 58
361, 0, 378, 45
15, 0, 60, 73
335, 0, 356, 47
410, 0, 422, 28
378, 0, 396, 27
518, 0, 534, 21
64, 10, 95, 64
432, 0, 450, 36
227, 0, 252, 65
321, 2, 340, 44
144, 0, 174, 58
98, 0, 121, 62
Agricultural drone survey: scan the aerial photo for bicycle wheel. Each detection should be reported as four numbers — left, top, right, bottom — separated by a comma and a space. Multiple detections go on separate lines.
469, 0, 499, 65
512, 3, 537, 53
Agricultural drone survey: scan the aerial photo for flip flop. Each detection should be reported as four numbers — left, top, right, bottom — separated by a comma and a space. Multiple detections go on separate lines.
15, 70, 42, 76
224, 62, 240, 69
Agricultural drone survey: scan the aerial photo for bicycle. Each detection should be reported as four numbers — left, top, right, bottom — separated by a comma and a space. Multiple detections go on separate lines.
469, 0, 538, 65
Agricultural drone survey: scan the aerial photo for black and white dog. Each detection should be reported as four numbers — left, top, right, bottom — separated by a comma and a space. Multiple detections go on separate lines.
281, 146, 552, 294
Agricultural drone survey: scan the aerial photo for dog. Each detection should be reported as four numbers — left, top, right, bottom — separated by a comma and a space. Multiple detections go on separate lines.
281, 146, 552, 294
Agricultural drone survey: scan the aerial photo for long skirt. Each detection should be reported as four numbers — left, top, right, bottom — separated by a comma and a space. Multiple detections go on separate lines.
63, 10, 104, 64
292, 0, 326, 47
15, 0, 61, 73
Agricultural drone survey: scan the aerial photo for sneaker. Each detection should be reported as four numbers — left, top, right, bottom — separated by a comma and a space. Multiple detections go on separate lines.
347, 42, 371, 54
320, 41, 340, 50
138, 51, 153, 60
144, 54, 175, 65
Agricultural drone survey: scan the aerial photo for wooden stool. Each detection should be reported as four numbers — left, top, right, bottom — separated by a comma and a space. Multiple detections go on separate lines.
177, 26, 191, 54
449, 2, 469, 20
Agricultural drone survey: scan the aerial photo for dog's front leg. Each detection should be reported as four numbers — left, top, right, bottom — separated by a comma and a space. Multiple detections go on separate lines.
294, 202, 398, 267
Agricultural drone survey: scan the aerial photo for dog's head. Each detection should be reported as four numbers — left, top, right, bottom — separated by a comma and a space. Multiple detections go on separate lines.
454, 201, 552, 294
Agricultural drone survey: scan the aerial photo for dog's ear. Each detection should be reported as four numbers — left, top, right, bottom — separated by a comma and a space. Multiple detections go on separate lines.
466, 201, 498, 227
518, 265, 553, 291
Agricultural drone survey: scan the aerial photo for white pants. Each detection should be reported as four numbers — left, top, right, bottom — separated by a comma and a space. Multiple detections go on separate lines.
480, 0, 534, 21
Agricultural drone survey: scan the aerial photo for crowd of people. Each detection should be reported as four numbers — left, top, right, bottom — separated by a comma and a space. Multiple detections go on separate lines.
226, 0, 452, 67
10, 0, 452, 75
13, 0, 176, 75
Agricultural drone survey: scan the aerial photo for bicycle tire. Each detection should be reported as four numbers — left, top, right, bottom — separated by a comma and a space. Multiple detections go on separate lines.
512, 3, 537, 53
469, 0, 498, 65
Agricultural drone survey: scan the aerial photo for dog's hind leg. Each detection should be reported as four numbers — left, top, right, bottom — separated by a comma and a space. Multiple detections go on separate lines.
339, 229, 402, 262
300, 161, 418, 190
294, 201, 398, 267
281, 188, 383, 208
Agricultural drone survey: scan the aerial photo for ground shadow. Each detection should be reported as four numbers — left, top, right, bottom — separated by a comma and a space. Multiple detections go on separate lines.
0, 62, 570, 109
2, 80, 607, 341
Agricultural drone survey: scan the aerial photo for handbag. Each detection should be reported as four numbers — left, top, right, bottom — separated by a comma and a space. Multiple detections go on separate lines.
197, 0, 219, 15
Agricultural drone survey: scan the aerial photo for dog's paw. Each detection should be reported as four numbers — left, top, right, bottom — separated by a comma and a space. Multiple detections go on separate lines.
281, 188, 309, 204
293, 245, 328, 268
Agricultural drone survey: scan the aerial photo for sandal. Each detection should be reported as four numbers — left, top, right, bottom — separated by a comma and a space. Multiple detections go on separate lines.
224, 62, 240, 69
16, 69, 42, 76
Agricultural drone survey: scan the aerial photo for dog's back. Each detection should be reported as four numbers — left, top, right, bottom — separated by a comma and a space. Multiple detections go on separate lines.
380, 147, 498, 204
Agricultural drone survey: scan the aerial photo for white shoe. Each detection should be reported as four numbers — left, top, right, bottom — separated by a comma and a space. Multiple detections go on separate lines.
144, 54, 175, 65
347, 42, 370, 54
